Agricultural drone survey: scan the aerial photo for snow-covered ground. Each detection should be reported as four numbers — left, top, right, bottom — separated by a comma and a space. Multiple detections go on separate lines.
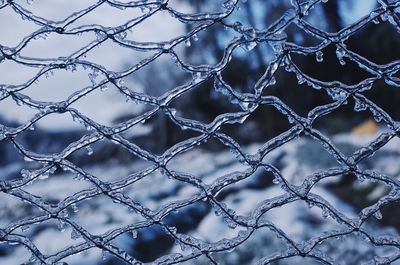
0, 128, 399, 265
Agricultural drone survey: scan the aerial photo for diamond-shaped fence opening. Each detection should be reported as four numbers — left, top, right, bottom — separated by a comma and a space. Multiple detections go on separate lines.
0, 0, 400, 264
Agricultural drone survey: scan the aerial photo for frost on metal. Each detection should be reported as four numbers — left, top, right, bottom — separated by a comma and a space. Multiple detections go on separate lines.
0, 0, 400, 264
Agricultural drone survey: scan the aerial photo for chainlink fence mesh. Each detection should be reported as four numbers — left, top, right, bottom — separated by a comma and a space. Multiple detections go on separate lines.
1, 0, 400, 264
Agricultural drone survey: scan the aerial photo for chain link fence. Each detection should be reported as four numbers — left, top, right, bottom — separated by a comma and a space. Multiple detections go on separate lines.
0, 0, 400, 264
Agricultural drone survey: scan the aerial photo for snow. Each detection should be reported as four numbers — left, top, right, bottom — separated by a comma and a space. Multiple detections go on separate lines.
0, 0, 191, 130
2, 132, 398, 264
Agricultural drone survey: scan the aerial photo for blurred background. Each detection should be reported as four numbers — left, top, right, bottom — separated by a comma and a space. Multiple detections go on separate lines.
0, 0, 400, 264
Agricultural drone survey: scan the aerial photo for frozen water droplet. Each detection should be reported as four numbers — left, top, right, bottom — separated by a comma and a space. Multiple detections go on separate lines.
85, 145, 93, 156
14, 97, 23, 106
270, 61, 279, 72
296, 73, 306, 84
306, 200, 314, 208
101, 249, 107, 260
214, 207, 223, 216
224, 217, 237, 229
370, 11, 380, 24
226, 246, 236, 253
28, 254, 38, 264
100, 85, 108, 92
328, 88, 347, 102
95, 31, 106, 41
21, 169, 34, 180
354, 98, 367, 112
0, 88, 8, 98
239, 101, 255, 111
59, 209, 69, 218
269, 76, 277, 86
131, 230, 138, 239
71, 228, 81, 240
357, 173, 366, 182
192, 71, 205, 83
169, 108, 177, 115
73, 173, 84, 181
373, 210, 382, 220
168, 226, 177, 234
71, 203, 79, 213
315, 51, 323, 62
117, 31, 127, 40
39, 172, 49, 180
192, 34, 199, 42
272, 176, 281, 184
58, 221, 66, 232
222, 0, 234, 9
243, 27, 256, 41
140, 5, 149, 14
336, 45, 346, 65
244, 41, 257, 51
20, 224, 30, 232
170, 53, 180, 66
84, 123, 93, 131
24, 156, 34, 162
322, 207, 329, 218
88, 71, 99, 85
184, 39, 191, 47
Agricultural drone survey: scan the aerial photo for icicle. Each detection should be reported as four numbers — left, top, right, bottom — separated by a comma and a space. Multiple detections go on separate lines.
95, 31, 106, 42
315, 51, 323, 62
373, 210, 382, 220
272, 176, 281, 184
38, 172, 49, 180
244, 41, 257, 51
222, 0, 235, 9
71, 203, 79, 213
131, 230, 138, 239
100, 85, 108, 92
335, 45, 346, 65
322, 207, 330, 218
88, 70, 99, 85
354, 98, 367, 112
21, 169, 34, 181
184, 39, 191, 47
28, 254, 39, 265
20, 224, 30, 232
101, 249, 107, 260
85, 145, 93, 156
73, 173, 85, 181
58, 220, 66, 232
71, 228, 81, 240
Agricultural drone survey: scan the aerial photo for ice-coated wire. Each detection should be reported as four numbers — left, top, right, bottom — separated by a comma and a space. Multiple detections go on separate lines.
0, 0, 400, 264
